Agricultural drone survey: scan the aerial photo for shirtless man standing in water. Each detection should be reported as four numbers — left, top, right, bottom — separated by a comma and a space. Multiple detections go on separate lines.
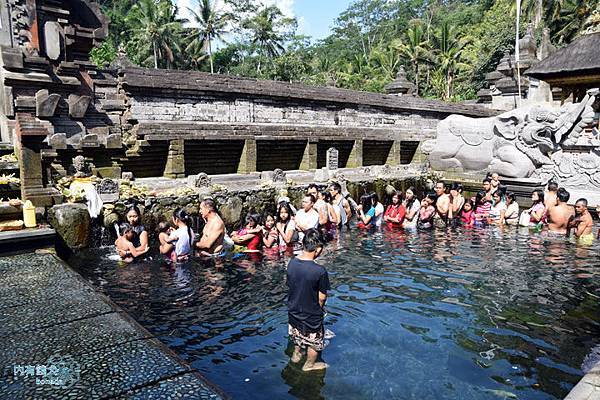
544, 181, 559, 209
433, 181, 451, 227
196, 198, 226, 255
546, 188, 574, 234
568, 198, 594, 245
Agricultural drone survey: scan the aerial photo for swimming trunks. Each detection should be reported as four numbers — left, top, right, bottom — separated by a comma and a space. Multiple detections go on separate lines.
578, 232, 593, 246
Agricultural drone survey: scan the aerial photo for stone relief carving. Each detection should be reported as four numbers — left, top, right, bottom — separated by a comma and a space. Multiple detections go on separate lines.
272, 168, 287, 183
423, 93, 596, 178
188, 172, 212, 189
97, 178, 119, 202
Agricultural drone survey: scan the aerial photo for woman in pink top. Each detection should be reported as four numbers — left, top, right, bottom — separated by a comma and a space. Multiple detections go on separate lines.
528, 189, 546, 225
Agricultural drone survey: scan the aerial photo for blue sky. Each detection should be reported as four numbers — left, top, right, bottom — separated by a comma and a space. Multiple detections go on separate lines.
294, 0, 351, 40
177, 0, 351, 42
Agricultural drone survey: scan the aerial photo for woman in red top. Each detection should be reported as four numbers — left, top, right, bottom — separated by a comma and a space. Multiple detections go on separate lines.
231, 213, 263, 251
383, 191, 406, 227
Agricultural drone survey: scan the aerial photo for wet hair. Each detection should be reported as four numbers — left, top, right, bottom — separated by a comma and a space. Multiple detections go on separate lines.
404, 186, 417, 210
547, 181, 559, 192
320, 190, 333, 204
557, 187, 570, 203
425, 192, 437, 204
305, 194, 316, 204
497, 185, 507, 197
261, 211, 275, 225
576, 198, 588, 207
474, 190, 486, 206
532, 189, 545, 205
173, 208, 193, 248
243, 212, 261, 229
200, 198, 216, 212
370, 192, 380, 205
120, 223, 134, 236
302, 228, 325, 252
391, 190, 404, 203
276, 202, 293, 223
482, 177, 491, 184
462, 199, 474, 211
329, 182, 342, 193
157, 221, 171, 233
506, 191, 517, 203
450, 182, 463, 193
360, 194, 372, 211
126, 205, 142, 225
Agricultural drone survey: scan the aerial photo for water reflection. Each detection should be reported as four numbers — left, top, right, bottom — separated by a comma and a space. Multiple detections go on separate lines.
70, 225, 600, 400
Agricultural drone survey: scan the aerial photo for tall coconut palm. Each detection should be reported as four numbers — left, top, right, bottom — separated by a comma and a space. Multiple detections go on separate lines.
432, 21, 470, 100
186, 0, 231, 73
243, 6, 294, 74
393, 21, 430, 96
127, 0, 183, 68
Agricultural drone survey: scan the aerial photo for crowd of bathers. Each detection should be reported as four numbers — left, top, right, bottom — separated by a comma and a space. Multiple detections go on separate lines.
114, 173, 597, 262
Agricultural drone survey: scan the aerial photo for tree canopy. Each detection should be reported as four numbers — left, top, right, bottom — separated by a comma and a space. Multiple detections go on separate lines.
91, 0, 600, 102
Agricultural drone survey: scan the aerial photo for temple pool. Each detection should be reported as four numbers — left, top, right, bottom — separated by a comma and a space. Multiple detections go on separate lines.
70, 226, 600, 399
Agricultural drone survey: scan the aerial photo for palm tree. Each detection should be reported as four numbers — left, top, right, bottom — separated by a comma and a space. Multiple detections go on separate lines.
393, 21, 430, 96
432, 21, 470, 100
545, 0, 596, 43
127, 0, 183, 68
243, 6, 294, 74
186, 0, 231, 73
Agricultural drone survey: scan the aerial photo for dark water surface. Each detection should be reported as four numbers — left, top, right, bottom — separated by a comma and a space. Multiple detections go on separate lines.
70, 226, 600, 400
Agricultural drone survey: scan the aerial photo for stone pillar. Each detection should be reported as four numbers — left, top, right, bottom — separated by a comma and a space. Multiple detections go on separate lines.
346, 139, 363, 168
385, 140, 401, 166
300, 140, 317, 170
237, 138, 257, 174
163, 138, 185, 178
15, 113, 61, 206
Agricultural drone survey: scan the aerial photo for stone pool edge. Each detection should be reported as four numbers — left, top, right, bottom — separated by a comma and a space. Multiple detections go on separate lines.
0, 250, 229, 399
63, 254, 231, 399
565, 361, 600, 400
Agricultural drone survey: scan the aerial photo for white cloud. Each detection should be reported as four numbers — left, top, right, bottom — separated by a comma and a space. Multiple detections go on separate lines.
261, 0, 295, 18
176, 0, 297, 27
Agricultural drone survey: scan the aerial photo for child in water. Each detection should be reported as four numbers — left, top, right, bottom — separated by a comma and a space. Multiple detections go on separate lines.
261, 213, 279, 248
115, 223, 149, 263
231, 213, 263, 252
417, 194, 436, 229
458, 199, 475, 226
157, 221, 174, 259
164, 209, 194, 262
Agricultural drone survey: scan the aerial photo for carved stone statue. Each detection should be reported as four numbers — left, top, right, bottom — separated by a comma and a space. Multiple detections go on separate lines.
188, 172, 212, 189
423, 94, 596, 178
71, 155, 91, 178
272, 168, 286, 183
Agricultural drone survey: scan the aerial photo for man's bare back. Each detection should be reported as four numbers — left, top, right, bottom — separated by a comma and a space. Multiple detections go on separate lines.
547, 203, 574, 234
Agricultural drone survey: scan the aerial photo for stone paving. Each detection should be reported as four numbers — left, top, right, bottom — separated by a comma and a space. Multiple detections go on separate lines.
566, 362, 600, 400
0, 252, 224, 399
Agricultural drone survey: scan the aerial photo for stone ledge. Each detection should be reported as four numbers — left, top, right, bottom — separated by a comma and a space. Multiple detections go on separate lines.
0, 252, 225, 399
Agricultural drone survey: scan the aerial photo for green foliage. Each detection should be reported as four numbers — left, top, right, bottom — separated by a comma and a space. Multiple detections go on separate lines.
90, 41, 117, 67
92, 0, 599, 101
